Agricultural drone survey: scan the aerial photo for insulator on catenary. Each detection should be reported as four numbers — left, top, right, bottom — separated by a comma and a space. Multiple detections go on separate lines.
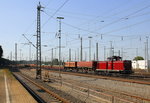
101, 34, 103, 39
121, 36, 123, 41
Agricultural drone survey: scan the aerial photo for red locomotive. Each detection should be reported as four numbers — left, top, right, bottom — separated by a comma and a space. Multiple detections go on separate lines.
96, 56, 132, 74
64, 56, 132, 74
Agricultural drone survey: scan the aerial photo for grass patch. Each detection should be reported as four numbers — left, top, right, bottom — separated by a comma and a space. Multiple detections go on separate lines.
0, 69, 3, 75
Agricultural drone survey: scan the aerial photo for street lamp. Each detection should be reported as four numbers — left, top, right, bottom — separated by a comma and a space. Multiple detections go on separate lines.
57, 17, 64, 77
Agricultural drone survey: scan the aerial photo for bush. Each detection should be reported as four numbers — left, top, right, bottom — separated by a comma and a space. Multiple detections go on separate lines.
133, 56, 144, 60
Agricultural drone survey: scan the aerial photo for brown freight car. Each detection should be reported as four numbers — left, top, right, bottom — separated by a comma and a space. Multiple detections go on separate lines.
77, 61, 97, 73
64, 62, 77, 71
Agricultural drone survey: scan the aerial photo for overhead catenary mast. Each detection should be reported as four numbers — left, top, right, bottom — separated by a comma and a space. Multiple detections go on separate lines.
57, 16, 64, 77
51, 48, 53, 66
69, 48, 71, 61
10, 51, 12, 61
15, 43, 17, 62
96, 42, 98, 61
36, 2, 44, 79
80, 37, 83, 61
88, 36, 92, 61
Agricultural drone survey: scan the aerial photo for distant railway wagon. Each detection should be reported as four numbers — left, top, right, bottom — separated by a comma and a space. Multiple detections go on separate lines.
77, 61, 97, 72
77, 61, 97, 68
26, 56, 132, 74
64, 62, 77, 71
64, 56, 132, 74
64, 61, 97, 72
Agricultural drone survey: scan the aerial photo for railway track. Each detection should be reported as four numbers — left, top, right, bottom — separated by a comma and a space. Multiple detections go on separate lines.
128, 73, 150, 79
11, 67, 88, 103
19, 68, 150, 103
21, 66, 150, 80
49, 75, 150, 103
13, 73, 46, 103
13, 72, 70, 103
46, 69, 150, 85
70, 70, 150, 80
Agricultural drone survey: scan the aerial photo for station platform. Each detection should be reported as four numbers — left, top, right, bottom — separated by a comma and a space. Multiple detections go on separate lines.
0, 68, 37, 103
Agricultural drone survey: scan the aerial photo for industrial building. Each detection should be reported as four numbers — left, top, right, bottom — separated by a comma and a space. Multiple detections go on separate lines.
132, 60, 150, 70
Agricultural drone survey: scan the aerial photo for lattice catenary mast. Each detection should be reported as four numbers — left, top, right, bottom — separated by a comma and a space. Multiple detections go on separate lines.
36, 2, 43, 79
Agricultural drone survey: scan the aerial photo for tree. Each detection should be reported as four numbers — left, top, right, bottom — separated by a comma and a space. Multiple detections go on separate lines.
52, 59, 59, 65
133, 56, 144, 60
0, 45, 3, 58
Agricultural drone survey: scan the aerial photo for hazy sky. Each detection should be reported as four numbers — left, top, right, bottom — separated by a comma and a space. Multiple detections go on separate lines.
0, 0, 150, 61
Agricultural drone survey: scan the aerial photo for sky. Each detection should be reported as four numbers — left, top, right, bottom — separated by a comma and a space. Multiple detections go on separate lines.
0, 0, 150, 61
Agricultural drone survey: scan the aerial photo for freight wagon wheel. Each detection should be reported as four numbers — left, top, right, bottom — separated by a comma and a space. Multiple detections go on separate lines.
64, 67, 66, 71
94, 71, 99, 75
81, 68, 84, 73
84, 68, 88, 73
75, 69, 79, 72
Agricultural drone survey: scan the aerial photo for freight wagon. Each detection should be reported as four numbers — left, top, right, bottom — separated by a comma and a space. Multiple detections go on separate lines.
64, 56, 132, 74
64, 62, 77, 71
77, 61, 97, 72
26, 56, 132, 74
64, 61, 97, 72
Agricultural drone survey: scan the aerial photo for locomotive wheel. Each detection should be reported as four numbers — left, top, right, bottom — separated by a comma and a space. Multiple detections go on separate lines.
94, 71, 99, 75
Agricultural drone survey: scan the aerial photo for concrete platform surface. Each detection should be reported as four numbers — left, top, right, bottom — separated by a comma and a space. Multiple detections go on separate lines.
0, 68, 37, 103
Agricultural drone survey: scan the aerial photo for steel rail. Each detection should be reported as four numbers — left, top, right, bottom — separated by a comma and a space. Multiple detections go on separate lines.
20, 68, 150, 102
15, 73, 70, 103
48, 70, 150, 85
13, 73, 46, 103
49, 74, 150, 102
51, 76, 135, 103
